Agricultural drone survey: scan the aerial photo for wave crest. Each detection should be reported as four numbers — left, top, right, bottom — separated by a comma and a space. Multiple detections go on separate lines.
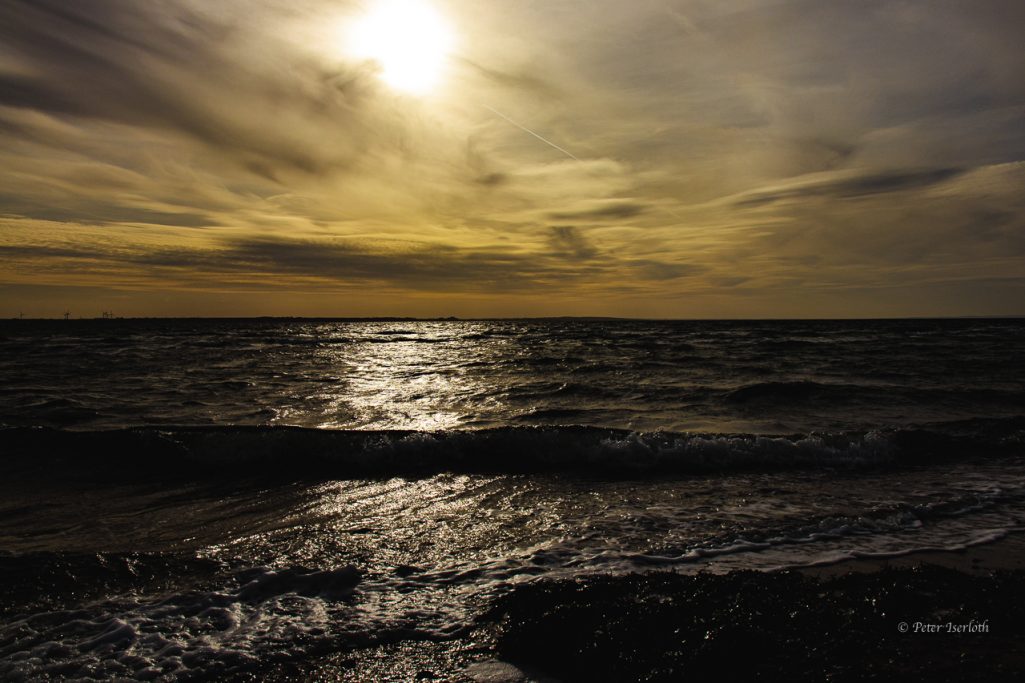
2, 418, 1022, 480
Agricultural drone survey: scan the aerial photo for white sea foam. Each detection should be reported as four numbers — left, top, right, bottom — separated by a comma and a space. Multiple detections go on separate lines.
0, 564, 470, 681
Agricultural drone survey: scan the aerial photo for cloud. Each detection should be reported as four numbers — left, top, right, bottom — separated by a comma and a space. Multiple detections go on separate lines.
548, 226, 598, 260
0, 0, 1024, 316
457, 58, 562, 98
0, 0, 409, 177
0, 224, 703, 294
734, 168, 965, 208
548, 201, 647, 221
727, 162, 1025, 284
0, 194, 211, 227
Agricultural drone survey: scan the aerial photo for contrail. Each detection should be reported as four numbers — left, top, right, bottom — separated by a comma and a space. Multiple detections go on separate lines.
483, 104, 684, 223
483, 105, 581, 161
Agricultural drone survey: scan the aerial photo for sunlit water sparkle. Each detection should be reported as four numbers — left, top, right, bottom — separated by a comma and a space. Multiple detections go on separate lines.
1, 319, 1023, 678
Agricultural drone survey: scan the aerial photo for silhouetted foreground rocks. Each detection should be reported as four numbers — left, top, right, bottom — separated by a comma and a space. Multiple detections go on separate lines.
487, 567, 1025, 682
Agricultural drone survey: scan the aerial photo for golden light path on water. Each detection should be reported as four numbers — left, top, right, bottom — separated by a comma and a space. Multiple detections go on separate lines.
276, 322, 507, 431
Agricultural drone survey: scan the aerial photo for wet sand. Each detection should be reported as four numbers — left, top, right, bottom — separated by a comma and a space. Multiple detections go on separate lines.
260, 533, 1025, 682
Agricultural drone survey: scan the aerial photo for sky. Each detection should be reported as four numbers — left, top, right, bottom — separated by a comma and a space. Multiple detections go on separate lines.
1, 0, 1024, 318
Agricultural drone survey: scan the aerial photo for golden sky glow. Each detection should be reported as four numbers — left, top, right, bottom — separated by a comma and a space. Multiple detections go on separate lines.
0, 0, 1024, 317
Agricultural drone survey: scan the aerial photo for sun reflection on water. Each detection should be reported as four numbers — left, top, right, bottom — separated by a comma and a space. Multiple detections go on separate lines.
288, 321, 505, 431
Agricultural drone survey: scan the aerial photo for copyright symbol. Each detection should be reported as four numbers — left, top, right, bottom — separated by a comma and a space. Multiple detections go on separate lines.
898, 622, 909, 633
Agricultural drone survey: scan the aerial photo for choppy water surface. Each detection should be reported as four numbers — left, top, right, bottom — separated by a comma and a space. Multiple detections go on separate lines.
1, 318, 1023, 679
2, 318, 1023, 433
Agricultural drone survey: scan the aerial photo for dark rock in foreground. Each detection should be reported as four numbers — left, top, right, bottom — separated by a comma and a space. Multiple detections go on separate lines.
487, 567, 1025, 682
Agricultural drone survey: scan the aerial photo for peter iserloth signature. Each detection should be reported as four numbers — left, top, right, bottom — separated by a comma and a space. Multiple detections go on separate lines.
897, 620, 990, 634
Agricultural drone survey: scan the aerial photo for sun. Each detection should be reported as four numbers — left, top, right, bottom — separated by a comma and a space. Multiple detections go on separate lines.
347, 0, 455, 95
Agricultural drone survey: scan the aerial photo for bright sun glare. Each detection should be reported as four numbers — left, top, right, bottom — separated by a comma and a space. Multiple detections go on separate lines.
348, 0, 455, 95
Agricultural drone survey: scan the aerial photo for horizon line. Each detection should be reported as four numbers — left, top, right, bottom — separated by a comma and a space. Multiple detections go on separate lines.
5, 314, 1025, 322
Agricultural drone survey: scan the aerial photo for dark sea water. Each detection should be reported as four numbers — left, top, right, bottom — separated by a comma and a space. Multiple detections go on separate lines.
1, 318, 1024, 679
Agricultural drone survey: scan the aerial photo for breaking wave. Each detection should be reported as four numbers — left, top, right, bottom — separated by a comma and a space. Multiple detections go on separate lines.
2, 417, 1022, 480
0, 554, 465, 681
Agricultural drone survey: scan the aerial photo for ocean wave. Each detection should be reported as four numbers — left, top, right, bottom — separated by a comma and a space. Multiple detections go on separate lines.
633, 487, 1025, 566
0, 555, 443, 682
724, 380, 861, 403
1, 417, 1022, 480
722, 380, 1025, 405
0, 552, 226, 619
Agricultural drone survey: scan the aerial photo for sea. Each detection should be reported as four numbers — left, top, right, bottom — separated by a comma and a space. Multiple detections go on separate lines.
1, 318, 1023, 679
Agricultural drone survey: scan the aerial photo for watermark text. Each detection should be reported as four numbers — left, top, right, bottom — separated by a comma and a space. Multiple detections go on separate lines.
897, 620, 989, 634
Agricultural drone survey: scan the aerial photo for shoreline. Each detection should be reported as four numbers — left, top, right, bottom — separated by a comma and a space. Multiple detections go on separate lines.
264, 535, 1025, 682
797, 530, 1025, 578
